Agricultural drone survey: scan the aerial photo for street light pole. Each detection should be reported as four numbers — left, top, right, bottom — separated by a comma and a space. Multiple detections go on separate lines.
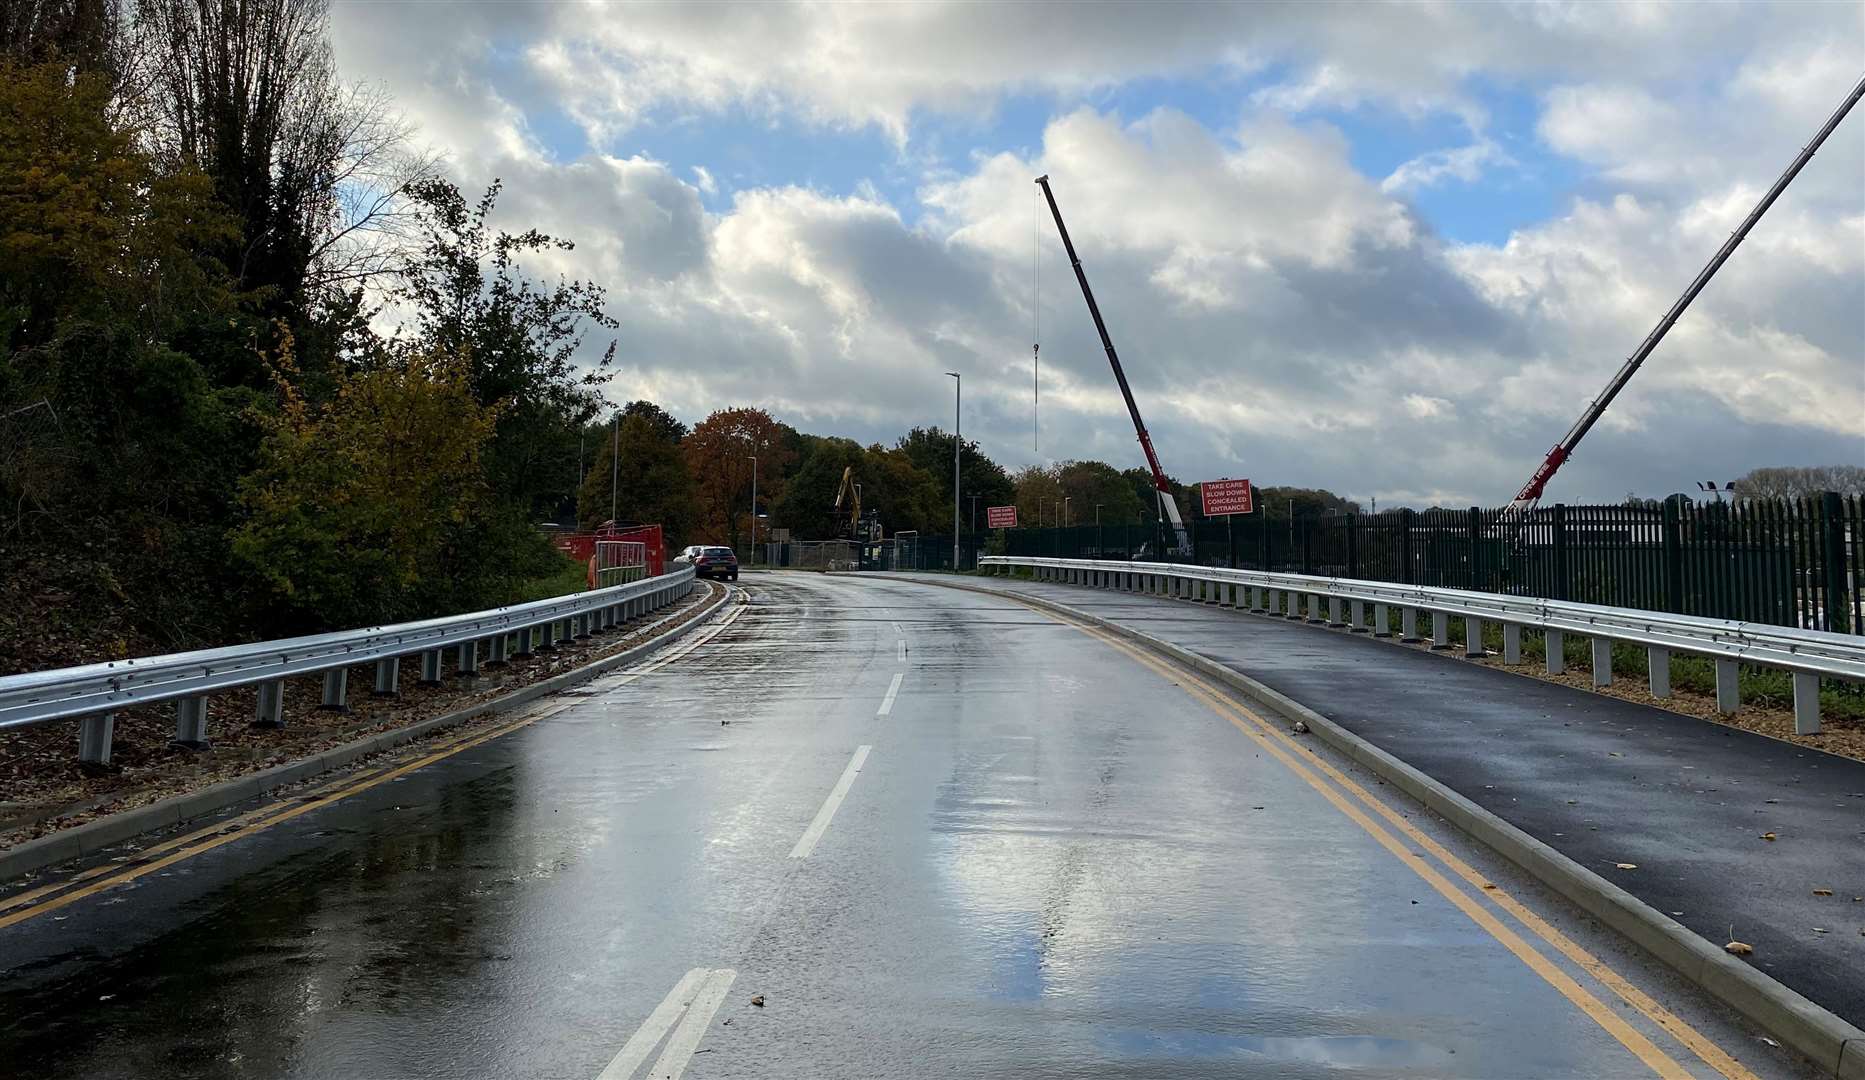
945, 372, 961, 570
610, 412, 620, 526
1064, 496, 1071, 528
750, 454, 758, 564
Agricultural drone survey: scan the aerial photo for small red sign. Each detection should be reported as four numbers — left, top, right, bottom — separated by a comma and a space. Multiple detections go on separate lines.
986, 505, 1018, 529
1200, 478, 1254, 517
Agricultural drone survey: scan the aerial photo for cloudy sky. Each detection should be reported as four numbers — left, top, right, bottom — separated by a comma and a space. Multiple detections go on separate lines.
329, 0, 1863, 507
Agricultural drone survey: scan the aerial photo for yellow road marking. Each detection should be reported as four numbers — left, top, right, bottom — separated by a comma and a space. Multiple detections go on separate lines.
0, 600, 737, 928
1022, 601, 1735, 1080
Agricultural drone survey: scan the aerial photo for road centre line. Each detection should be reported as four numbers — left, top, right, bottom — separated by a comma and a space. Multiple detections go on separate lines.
789, 746, 871, 859
596, 967, 736, 1080
650, 968, 737, 1080
1, 601, 743, 928
896, 638, 906, 661
1030, 603, 1740, 1080
877, 673, 904, 717
598, 968, 708, 1079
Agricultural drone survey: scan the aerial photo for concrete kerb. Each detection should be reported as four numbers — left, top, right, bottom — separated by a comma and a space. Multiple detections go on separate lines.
909, 575, 1865, 1079
0, 580, 729, 885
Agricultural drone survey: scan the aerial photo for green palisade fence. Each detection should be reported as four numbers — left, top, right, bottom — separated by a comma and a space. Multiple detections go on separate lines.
991, 494, 1862, 635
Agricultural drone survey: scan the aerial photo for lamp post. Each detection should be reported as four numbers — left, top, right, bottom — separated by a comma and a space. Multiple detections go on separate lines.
1064, 496, 1071, 528
750, 454, 758, 564
610, 412, 620, 526
945, 372, 961, 570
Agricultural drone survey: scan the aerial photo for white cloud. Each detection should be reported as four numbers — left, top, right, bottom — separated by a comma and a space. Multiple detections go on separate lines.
1382, 140, 1513, 194
324, 2, 1865, 508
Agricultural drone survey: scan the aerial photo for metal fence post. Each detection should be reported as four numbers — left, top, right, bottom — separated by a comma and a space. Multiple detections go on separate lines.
1792, 673, 1822, 734
1373, 602, 1390, 637
1398, 509, 1413, 584
1431, 611, 1450, 649
1466, 507, 1482, 591
420, 649, 445, 684
1401, 607, 1419, 642
1648, 647, 1670, 698
1591, 638, 1612, 687
488, 633, 510, 666
1662, 498, 1685, 614
1328, 596, 1345, 627
456, 640, 479, 677
1821, 491, 1849, 633
78, 713, 114, 765
1714, 659, 1739, 714
1546, 630, 1565, 674
373, 657, 400, 696
1465, 618, 1485, 657
1551, 503, 1569, 601
1346, 514, 1359, 579
175, 696, 210, 748
320, 668, 349, 711
1503, 624, 1522, 664
1350, 599, 1367, 631
254, 680, 285, 727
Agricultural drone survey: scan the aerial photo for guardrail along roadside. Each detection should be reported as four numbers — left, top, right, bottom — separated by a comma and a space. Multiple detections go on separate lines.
1, 568, 698, 769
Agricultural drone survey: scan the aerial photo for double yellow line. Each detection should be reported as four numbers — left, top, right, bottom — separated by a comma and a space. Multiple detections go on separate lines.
1049, 607, 1757, 1080
0, 595, 745, 931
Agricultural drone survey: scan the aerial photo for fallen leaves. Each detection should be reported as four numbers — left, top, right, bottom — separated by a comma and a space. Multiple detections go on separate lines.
1813, 889, 1833, 897
1615, 863, 1638, 870
749, 995, 765, 1008
1725, 941, 1754, 956
1760, 832, 1777, 841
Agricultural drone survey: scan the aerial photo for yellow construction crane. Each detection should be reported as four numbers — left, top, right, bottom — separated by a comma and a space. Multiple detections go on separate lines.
833, 466, 861, 539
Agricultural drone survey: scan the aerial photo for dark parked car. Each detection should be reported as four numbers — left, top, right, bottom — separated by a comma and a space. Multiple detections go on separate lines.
675, 545, 739, 581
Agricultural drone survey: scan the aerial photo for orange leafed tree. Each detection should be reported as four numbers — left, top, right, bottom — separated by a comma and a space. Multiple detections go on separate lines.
683, 407, 794, 548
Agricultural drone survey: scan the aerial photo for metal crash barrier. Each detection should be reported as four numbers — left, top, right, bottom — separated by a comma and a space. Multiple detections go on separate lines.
1, 568, 698, 765
978, 556, 1865, 735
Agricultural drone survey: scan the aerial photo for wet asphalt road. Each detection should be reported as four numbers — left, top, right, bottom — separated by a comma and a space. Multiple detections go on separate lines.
921, 572, 1865, 1030
0, 573, 1797, 1078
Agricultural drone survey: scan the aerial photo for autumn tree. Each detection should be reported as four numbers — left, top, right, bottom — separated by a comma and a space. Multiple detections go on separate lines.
231, 345, 500, 630
577, 412, 696, 540
684, 407, 793, 547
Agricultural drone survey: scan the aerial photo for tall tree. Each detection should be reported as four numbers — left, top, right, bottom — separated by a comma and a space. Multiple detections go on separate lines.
577, 412, 695, 540
895, 425, 1014, 530
136, 0, 430, 316
1056, 460, 1145, 526
390, 177, 616, 520
1733, 465, 1865, 500
771, 436, 862, 539
683, 407, 793, 547
1, 0, 122, 79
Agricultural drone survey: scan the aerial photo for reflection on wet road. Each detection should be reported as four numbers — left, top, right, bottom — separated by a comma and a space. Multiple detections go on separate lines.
0, 574, 1782, 1078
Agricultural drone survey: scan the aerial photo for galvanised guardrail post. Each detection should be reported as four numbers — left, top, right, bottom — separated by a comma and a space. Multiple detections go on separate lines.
978, 557, 1863, 734
2, 568, 698, 767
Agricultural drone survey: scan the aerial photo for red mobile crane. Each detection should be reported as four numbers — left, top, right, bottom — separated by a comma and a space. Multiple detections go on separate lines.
1508, 74, 1864, 517
1035, 175, 1194, 556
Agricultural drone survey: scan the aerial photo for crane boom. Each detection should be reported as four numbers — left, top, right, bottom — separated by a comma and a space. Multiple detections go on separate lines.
1034, 174, 1192, 555
1511, 73, 1865, 512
